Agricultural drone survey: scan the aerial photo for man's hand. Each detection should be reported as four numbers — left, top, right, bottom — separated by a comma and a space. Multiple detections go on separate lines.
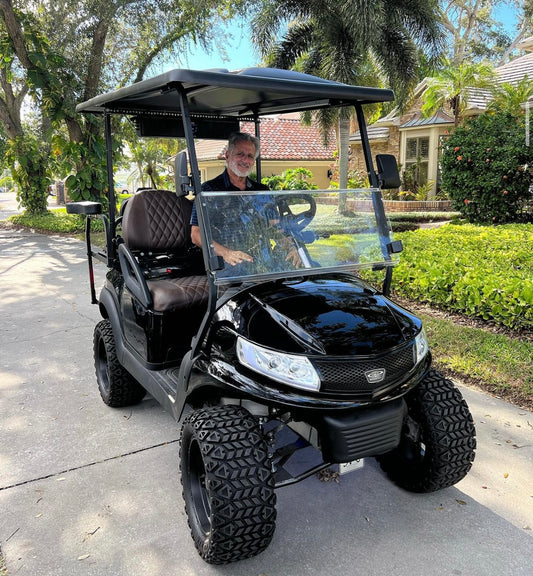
286, 247, 302, 267
221, 247, 254, 266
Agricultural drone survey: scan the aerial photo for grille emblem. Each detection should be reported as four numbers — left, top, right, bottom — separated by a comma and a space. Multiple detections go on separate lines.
365, 368, 386, 384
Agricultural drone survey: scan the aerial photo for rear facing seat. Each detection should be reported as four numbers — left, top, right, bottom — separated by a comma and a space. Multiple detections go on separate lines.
121, 189, 208, 313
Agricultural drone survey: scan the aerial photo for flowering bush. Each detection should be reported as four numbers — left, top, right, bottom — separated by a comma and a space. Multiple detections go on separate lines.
440, 112, 531, 223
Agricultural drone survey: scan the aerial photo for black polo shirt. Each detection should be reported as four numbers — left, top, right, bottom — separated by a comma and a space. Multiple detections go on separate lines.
190, 169, 269, 226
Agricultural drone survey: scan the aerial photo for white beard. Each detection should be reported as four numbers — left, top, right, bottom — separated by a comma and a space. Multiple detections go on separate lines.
227, 158, 253, 178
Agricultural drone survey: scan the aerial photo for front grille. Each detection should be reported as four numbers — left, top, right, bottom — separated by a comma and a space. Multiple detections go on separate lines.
312, 344, 415, 396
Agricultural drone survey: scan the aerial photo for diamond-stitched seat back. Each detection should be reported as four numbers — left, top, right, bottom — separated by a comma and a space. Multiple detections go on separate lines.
122, 189, 193, 252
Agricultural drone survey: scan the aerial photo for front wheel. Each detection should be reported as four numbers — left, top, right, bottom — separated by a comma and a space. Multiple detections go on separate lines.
93, 320, 146, 407
377, 370, 476, 493
180, 405, 276, 564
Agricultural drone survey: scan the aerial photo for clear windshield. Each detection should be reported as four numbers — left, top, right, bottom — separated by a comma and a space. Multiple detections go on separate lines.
198, 188, 398, 285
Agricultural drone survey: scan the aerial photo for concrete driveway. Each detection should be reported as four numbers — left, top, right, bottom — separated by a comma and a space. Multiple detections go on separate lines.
0, 228, 532, 576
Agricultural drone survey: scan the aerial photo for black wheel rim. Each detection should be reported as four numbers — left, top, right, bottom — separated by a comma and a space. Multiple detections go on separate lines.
96, 338, 110, 396
188, 438, 211, 536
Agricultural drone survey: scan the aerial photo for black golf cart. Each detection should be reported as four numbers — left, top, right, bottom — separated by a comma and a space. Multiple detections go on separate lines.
67, 67, 476, 564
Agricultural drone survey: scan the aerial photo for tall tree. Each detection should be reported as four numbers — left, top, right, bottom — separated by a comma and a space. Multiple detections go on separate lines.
438, 0, 533, 65
251, 0, 442, 192
0, 0, 247, 213
499, 0, 533, 64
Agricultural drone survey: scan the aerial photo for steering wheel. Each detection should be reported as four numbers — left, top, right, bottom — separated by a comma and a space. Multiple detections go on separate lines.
275, 194, 317, 234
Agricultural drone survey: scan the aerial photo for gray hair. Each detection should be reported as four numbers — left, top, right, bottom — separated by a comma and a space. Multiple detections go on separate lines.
227, 131, 260, 159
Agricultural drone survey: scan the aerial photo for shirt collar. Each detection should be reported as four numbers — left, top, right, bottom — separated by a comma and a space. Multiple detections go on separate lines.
223, 169, 253, 190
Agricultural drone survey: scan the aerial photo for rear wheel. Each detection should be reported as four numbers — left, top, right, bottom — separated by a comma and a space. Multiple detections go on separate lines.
93, 319, 146, 407
377, 370, 476, 492
180, 405, 276, 564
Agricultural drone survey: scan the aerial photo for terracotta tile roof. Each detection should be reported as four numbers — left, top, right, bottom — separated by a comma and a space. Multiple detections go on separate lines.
194, 116, 336, 161
194, 139, 227, 161
241, 117, 336, 160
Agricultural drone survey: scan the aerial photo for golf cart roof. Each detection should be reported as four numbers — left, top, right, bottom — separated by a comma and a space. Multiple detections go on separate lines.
76, 67, 395, 118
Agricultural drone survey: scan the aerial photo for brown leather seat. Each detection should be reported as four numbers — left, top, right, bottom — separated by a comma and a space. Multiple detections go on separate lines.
121, 189, 208, 313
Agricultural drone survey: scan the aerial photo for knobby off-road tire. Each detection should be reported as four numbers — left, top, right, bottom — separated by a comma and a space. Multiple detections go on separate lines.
93, 319, 146, 407
180, 405, 276, 564
377, 369, 476, 493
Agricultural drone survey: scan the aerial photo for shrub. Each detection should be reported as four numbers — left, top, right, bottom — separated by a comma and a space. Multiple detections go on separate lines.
262, 167, 318, 190
9, 208, 104, 233
440, 112, 531, 223
389, 224, 533, 330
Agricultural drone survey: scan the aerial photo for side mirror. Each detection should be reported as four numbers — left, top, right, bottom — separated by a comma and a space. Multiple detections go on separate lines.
175, 151, 192, 195
375, 154, 401, 189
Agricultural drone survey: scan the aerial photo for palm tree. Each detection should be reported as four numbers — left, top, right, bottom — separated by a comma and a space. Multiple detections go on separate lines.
488, 76, 533, 116
421, 59, 496, 125
251, 0, 442, 191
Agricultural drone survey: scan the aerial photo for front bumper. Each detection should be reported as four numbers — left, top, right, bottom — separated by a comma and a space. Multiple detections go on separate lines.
316, 398, 407, 463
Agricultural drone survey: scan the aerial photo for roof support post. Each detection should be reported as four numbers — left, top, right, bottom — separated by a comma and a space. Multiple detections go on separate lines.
174, 84, 219, 414
104, 112, 116, 261
176, 85, 202, 194
355, 103, 379, 188
254, 116, 261, 181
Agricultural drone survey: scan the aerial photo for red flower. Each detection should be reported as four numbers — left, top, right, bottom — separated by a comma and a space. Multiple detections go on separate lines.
464, 199, 470, 204
502, 190, 508, 195
454, 146, 460, 152
457, 155, 463, 161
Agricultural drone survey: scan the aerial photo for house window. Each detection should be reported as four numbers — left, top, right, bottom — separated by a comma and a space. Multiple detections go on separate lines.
404, 136, 429, 185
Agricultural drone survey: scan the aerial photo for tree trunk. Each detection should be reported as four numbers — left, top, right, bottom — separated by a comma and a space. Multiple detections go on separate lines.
338, 115, 350, 214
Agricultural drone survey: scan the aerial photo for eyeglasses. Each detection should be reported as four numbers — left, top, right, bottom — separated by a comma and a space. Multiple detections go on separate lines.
232, 151, 256, 161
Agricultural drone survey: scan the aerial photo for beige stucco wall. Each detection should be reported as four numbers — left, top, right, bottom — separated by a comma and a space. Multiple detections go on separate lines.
398, 125, 451, 198
349, 125, 400, 177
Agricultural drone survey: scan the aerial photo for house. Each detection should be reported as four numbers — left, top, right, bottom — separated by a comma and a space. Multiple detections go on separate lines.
194, 114, 336, 189
351, 37, 533, 198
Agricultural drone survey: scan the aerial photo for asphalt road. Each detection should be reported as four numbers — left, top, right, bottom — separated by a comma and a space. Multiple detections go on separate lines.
0, 225, 532, 576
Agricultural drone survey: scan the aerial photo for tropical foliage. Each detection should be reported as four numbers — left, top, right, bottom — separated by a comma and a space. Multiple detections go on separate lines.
374, 223, 533, 330
488, 75, 533, 115
261, 167, 318, 190
421, 59, 496, 125
0, 0, 247, 212
250, 0, 442, 195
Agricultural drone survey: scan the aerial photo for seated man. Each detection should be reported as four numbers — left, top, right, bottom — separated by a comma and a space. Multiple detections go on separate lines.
190, 131, 301, 269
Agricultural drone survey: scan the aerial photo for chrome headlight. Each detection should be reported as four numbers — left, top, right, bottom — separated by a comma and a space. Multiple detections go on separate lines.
236, 337, 320, 392
414, 328, 429, 364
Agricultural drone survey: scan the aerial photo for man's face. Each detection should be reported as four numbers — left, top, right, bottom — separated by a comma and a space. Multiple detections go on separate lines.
226, 140, 256, 178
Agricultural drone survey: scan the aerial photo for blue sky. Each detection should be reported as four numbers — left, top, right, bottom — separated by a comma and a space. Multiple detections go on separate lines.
180, 4, 521, 72
180, 19, 259, 71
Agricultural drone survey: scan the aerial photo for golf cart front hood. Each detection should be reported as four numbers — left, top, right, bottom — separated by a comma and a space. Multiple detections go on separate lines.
225, 275, 422, 356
